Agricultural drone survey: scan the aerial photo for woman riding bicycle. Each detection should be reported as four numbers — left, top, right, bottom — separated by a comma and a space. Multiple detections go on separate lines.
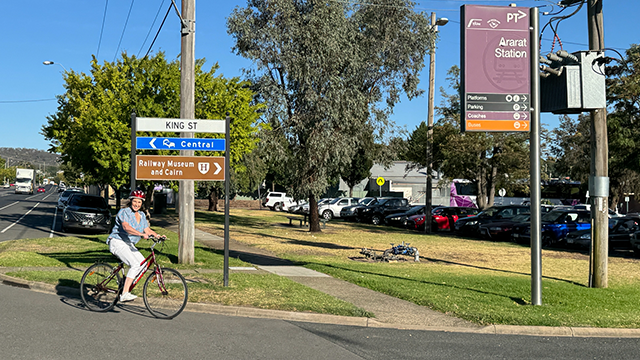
107, 190, 161, 302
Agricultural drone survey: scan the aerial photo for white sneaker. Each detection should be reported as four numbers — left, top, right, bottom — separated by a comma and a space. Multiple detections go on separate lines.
120, 292, 137, 302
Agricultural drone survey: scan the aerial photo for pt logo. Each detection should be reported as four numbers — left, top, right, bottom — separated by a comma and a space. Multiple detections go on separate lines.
198, 162, 210, 175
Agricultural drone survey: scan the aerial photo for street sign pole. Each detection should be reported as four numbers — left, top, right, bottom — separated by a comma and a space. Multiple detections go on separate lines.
131, 112, 137, 193
224, 115, 230, 287
530, 7, 542, 306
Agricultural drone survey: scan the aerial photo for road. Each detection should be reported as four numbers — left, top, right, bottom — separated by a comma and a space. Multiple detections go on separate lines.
1, 283, 639, 360
0, 184, 61, 242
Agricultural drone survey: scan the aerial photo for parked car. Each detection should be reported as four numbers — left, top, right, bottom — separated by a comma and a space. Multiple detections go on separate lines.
300, 198, 333, 214
511, 209, 591, 247
62, 194, 112, 233
287, 200, 308, 214
455, 205, 530, 237
340, 197, 377, 221
58, 182, 67, 192
37, 186, 46, 193
2, 183, 9, 188
478, 213, 531, 241
406, 206, 479, 232
384, 205, 425, 227
262, 192, 295, 211
355, 197, 411, 225
566, 216, 640, 249
318, 197, 360, 220
57, 188, 85, 209
431, 206, 480, 232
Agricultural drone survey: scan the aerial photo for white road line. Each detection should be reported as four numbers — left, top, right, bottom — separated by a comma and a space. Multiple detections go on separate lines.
0, 201, 20, 211
50, 206, 58, 238
1, 202, 40, 233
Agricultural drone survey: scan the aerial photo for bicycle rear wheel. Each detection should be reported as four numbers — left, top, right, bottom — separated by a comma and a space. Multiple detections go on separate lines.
80, 263, 121, 312
143, 268, 188, 319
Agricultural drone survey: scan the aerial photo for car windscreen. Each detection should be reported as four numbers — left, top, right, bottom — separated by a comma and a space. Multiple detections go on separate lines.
68, 196, 107, 209
541, 211, 566, 222
478, 207, 499, 217
360, 198, 376, 205
407, 206, 424, 215
328, 198, 341, 204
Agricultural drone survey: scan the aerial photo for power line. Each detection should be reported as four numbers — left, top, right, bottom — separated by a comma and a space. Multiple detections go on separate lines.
114, 0, 137, 62
143, 4, 173, 59
137, 0, 167, 57
96, 0, 109, 59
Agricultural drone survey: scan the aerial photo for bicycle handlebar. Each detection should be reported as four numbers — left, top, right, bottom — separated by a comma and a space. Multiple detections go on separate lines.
148, 234, 167, 243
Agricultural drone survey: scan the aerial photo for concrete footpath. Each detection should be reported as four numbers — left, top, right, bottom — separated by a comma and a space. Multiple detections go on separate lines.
2, 216, 640, 338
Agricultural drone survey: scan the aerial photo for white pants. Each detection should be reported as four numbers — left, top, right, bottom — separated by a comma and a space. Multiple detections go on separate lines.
109, 238, 146, 280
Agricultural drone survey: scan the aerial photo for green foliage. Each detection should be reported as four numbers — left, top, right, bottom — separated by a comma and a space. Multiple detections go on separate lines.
228, 0, 435, 226
420, 66, 530, 208
41, 52, 263, 194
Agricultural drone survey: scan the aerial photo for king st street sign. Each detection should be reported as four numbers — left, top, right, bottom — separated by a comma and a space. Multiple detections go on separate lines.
136, 155, 225, 181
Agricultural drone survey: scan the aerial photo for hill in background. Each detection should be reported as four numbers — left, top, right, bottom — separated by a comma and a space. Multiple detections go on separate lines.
0, 147, 60, 168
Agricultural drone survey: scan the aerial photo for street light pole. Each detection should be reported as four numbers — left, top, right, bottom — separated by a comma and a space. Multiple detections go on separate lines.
43, 61, 67, 73
425, 12, 448, 235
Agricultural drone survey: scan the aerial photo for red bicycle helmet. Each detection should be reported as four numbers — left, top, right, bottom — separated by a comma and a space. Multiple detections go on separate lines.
129, 190, 146, 200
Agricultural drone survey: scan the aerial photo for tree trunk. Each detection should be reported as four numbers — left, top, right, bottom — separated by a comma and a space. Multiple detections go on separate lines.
476, 169, 488, 209
488, 163, 498, 206
144, 185, 153, 219
309, 192, 321, 232
349, 186, 353, 197
208, 186, 219, 212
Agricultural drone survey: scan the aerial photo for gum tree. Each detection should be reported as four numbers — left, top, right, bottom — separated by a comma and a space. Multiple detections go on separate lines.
228, 0, 434, 231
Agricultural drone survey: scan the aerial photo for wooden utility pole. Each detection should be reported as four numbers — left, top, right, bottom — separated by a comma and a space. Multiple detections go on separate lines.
587, 0, 608, 288
178, 0, 195, 264
424, 12, 436, 234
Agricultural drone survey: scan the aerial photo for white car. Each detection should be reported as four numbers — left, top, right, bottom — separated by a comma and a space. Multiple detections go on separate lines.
318, 197, 360, 220
262, 192, 296, 211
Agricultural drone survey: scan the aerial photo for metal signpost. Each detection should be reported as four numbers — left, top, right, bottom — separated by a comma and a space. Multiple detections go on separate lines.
131, 114, 231, 286
461, 5, 541, 305
376, 177, 385, 197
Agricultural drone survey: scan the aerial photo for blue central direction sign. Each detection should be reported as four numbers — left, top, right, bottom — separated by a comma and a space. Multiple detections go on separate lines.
136, 137, 225, 151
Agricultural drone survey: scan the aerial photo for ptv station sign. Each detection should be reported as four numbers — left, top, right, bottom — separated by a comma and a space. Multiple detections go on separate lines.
461, 5, 531, 132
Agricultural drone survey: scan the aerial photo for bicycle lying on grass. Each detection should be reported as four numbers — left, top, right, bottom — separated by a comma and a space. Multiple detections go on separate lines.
79, 235, 188, 319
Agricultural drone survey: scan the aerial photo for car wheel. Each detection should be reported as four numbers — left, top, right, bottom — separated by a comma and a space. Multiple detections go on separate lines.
371, 215, 382, 225
542, 234, 552, 248
322, 210, 333, 220
274, 203, 283, 212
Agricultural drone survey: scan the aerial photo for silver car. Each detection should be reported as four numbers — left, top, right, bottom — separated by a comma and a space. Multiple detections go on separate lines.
318, 197, 360, 220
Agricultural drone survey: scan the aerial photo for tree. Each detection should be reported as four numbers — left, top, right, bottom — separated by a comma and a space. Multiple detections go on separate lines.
228, 0, 434, 231
428, 66, 530, 208
41, 52, 263, 259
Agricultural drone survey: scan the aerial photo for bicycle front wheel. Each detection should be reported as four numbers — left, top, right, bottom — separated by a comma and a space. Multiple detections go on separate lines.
80, 263, 121, 312
143, 268, 188, 319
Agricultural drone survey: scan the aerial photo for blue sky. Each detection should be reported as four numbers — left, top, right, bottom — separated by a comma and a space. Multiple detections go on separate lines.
0, 0, 636, 152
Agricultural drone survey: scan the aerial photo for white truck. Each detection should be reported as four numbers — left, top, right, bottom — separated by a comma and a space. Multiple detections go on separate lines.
15, 168, 35, 195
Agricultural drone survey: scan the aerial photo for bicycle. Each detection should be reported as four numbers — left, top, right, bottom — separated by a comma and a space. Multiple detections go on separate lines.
79, 235, 188, 319
383, 241, 420, 262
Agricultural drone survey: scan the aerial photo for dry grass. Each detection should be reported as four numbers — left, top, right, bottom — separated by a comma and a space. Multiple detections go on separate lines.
196, 208, 640, 287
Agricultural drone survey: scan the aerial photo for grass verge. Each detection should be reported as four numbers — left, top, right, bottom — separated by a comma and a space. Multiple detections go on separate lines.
193, 208, 640, 328
0, 228, 371, 318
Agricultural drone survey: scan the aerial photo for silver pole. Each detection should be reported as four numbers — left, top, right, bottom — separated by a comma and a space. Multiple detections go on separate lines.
130, 112, 136, 192
530, 7, 542, 306
224, 114, 230, 287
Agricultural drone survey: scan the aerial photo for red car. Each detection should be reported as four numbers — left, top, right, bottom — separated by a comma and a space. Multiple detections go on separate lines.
37, 186, 46, 193
408, 206, 479, 231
